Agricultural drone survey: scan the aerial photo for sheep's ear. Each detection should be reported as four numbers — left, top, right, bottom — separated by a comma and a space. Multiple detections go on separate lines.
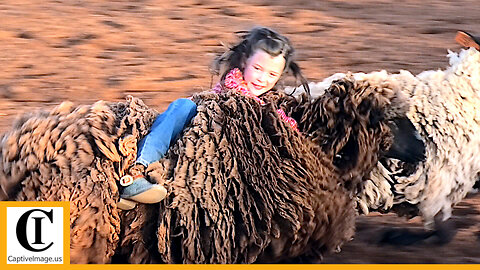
385, 117, 425, 163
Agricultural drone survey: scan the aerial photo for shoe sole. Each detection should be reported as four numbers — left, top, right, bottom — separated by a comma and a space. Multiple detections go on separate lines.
117, 198, 137, 210
128, 185, 167, 204
455, 31, 480, 50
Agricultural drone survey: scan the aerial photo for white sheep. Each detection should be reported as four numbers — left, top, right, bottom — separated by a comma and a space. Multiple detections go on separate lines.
285, 41, 480, 234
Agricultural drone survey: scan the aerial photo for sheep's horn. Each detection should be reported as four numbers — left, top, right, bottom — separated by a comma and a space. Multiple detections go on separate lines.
385, 117, 425, 163
455, 31, 480, 50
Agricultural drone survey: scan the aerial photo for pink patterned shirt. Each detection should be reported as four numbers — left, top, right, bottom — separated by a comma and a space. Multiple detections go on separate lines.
212, 68, 299, 132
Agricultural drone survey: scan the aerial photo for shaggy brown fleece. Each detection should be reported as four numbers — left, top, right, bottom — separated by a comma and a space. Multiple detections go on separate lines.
0, 96, 158, 263
0, 76, 409, 263
117, 76, 407, 263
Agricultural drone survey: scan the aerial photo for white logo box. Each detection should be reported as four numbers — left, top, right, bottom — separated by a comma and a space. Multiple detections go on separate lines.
6, 206, 65, 264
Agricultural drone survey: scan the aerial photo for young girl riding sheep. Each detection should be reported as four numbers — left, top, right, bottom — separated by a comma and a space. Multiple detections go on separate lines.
118, 27, 309, 209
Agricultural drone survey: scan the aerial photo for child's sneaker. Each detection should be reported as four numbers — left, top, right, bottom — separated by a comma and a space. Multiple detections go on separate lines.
121, 177, 167, 203
117, 198, 137, 210
117, 164, 167, 210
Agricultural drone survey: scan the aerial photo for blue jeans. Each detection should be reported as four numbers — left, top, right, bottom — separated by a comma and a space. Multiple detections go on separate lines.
136, 98, 197, 167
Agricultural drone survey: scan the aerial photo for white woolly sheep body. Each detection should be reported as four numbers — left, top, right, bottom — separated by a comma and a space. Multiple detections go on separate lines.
286, 48, 480, 229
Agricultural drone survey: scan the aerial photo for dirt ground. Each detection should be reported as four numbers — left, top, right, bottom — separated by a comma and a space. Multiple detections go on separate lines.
1, 0, 479, 264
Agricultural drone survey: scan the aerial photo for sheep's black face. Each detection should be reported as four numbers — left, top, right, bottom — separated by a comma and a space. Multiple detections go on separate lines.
332, 135, 359, 171
296, 76, 425, 180
384, 117, 425, 163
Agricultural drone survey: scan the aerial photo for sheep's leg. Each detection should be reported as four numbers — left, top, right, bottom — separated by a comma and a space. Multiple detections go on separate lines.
424, 213, 457, 245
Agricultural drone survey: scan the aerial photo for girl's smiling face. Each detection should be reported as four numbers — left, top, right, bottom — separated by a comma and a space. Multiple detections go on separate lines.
243, 49, 286, 96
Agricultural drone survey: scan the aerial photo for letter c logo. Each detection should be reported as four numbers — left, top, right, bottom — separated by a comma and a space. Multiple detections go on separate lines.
16, 209, 54, 252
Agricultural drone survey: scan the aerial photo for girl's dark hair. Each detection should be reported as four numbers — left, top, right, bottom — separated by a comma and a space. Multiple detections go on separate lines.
211, 27, 310, 94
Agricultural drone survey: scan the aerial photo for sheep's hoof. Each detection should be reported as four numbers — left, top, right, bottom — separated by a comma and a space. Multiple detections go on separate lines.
117, 198, 137, 210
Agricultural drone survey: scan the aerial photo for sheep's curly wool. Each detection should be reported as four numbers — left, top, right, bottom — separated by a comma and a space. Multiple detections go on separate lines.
117, 77, 412, 263
291, 48, 480, 229
0, 96, 158, 263
0, 76, 414, 263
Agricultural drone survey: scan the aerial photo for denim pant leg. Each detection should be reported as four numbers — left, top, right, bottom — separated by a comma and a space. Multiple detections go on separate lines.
136, 98, 197, 167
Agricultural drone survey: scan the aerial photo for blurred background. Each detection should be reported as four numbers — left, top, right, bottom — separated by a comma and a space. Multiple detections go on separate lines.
0, 0, 479, 263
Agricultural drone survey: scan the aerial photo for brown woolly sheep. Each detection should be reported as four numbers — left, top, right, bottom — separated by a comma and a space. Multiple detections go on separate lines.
115, 76, 424, 263
0, 76, 424, 263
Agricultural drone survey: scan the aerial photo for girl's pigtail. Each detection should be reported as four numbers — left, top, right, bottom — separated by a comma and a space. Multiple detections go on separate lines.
288, 61, 310, 96
212, 39, 249, 82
